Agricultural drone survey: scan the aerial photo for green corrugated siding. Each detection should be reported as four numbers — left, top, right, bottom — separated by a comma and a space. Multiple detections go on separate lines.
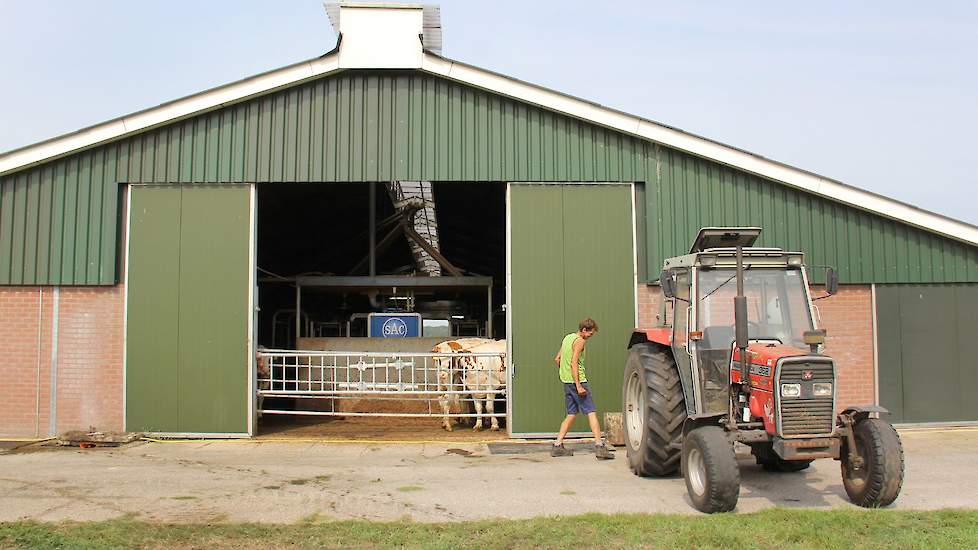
1, 70, 976, 285
0, 149, 119, 285
646, 146, 978, 283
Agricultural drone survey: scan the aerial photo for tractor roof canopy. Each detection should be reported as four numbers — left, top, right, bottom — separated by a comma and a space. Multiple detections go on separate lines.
689, 227, 762, 253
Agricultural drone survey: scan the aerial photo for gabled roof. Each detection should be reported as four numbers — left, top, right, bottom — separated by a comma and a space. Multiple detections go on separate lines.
2, 4, 976, 247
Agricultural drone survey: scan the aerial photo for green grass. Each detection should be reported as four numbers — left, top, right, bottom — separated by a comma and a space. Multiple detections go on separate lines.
1, 509, 976, 549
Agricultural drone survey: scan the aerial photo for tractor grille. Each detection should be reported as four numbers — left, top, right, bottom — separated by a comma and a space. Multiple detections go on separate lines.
777, 361, 835, 436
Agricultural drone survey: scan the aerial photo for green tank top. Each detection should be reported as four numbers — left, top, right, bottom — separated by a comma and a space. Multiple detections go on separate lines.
558, 332, 587, 383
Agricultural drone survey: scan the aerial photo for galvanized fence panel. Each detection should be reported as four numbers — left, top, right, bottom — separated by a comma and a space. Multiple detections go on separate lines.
257, 350, 506, 418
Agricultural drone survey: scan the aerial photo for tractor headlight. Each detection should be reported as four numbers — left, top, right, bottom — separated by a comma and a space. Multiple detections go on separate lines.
812, 382, 833, 397
780, 383, 801, 398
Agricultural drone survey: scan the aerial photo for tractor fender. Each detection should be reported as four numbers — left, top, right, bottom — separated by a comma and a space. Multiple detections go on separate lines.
682, 414, 726, 438
628, 328, 672, 349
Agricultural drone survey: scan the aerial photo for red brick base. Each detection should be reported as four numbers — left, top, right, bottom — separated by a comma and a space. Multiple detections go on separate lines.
635, 283, 877, 410
0, 286, 124, 438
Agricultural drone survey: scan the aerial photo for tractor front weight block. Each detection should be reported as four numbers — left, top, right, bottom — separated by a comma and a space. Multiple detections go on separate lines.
773, 438, 841, 461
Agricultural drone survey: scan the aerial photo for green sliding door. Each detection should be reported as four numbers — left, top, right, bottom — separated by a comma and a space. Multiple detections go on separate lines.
509, 184, 635, 435
126, 185, 252, 434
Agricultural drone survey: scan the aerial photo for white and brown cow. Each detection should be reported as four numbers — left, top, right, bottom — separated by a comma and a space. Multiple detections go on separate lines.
459, 339, 507, 431
431, 337, 492, 431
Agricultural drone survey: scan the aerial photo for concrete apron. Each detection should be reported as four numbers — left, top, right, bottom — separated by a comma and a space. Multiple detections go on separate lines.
1, 429, 976, 523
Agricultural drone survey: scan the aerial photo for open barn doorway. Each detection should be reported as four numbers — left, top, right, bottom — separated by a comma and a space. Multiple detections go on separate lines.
254, 182, 507, 440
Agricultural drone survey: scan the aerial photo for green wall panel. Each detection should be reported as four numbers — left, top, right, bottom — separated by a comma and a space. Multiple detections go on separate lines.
510, 184, 635, 435
645, 147, 978, 284
0, 148, 120, 285
126, 185, 251, 434
876, 284, 978, 423
2, 70, 977, 285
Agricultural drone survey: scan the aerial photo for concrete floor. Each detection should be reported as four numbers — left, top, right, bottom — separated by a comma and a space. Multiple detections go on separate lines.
0, 428, 975, 523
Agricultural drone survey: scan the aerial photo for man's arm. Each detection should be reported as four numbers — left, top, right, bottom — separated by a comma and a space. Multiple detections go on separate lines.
570, 338, 586, 396
554, 350, 561, 366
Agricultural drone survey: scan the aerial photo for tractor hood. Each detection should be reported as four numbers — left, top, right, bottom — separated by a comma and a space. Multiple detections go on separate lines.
734, 342, 816, 368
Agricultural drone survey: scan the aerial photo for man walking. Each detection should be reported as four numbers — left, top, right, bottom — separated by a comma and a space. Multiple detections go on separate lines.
551, 317, 614, 459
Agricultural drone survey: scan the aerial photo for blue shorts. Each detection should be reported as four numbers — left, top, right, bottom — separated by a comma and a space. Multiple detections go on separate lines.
564, 382, 596, 415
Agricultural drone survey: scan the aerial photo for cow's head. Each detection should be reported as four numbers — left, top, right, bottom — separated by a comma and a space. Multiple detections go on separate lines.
433, 341, 464, 383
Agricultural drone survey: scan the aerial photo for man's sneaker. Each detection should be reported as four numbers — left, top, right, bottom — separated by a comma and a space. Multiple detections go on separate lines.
594, 444, 615, 460
550, 443, 574, 457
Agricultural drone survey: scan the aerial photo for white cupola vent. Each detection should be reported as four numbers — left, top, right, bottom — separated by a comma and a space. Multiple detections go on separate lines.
325, 2, 442, 69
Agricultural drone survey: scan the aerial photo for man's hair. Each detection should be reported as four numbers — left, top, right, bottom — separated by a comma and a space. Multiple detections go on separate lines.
579, 317, 598, 332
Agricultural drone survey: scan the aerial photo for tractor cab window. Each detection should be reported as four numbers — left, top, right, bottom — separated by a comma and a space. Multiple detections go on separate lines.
697, 267, 813, 347
671, 269, 691, 346
693, 267, 815, 414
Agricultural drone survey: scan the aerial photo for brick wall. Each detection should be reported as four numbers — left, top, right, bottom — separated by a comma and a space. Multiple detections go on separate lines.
635, 283, 877, 410
810, 285, 877, 409
0, 285, 124, 438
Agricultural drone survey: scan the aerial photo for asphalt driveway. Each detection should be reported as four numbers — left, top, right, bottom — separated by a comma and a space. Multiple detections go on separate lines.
1, 428, 975, 522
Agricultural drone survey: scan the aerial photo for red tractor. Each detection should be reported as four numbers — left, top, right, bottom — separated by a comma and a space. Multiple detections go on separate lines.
623, 227, 904, 513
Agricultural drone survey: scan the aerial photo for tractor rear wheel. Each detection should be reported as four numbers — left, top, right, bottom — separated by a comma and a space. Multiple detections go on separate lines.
622, 343, 687, 476
841, 417, 905, 507
681, 425, 740, 513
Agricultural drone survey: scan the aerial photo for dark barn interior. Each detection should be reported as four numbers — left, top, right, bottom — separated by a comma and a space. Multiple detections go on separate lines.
256, 182, 507, 348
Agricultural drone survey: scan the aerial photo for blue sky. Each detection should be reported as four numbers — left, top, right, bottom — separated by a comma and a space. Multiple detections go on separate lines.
2, 1, 976, 224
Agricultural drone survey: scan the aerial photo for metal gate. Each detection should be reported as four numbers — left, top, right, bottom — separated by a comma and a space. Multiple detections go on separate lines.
257, 350, 507, 419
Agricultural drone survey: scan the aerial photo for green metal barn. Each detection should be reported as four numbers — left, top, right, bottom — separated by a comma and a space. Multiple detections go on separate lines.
2, 4, 977, 439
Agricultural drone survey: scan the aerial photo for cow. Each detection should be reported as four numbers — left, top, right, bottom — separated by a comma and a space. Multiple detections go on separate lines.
458, 339, 507, 431
256, 346, 270, 418
431, 337, 493, 431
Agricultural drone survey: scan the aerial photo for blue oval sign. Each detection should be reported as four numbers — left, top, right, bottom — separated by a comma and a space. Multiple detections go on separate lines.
382, 317, 408, 337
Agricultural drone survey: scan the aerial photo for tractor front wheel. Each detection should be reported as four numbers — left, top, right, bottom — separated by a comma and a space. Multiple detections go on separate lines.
841, 417, 905, 507
681, 426, 740, 513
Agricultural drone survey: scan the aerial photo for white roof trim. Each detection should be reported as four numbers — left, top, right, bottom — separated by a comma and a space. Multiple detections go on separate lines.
1, 46, 975, 247
421, 53, 978, 247
0, 54, 342, 176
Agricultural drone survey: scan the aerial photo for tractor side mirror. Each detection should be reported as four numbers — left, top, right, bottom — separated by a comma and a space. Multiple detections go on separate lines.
826, 267, 839, 295
659, 270, 676, 298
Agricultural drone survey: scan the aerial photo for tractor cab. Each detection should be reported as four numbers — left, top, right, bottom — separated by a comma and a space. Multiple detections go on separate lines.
657, 227, 835, 421
623, 227, 903, 514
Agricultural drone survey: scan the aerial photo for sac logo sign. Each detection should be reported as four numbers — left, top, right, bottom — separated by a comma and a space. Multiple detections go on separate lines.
368, 313, 421, 338
382, 318, 408, 337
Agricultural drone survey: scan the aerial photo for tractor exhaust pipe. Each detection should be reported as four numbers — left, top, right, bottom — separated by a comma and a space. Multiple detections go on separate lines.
730, 245, 749, 431
734, 246, 748, 372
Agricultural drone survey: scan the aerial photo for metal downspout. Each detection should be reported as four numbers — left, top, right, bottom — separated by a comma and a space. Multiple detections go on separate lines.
49, 288, 59, 436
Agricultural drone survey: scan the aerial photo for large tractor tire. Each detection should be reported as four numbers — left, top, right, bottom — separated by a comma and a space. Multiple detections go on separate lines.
750, 442, 812, 472
681, 425, 740, 513
841, 417, 905, 507
622, 343, 687, 476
